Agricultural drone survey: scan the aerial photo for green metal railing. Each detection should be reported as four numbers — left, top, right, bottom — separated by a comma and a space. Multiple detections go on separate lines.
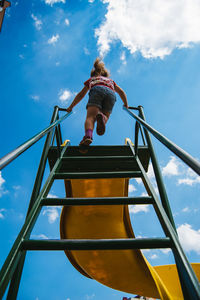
0, 106, 72, 170
0, 106, 72, 299
127, 138, 200, 300
124, 106, 200, 299
124, 106, 200, 175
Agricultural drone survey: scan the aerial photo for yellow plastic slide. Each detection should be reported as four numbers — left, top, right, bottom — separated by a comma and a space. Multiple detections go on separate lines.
60, 178, 200, 299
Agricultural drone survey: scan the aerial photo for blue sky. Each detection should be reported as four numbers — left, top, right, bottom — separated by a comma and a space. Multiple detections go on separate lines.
0, 0, 200, 299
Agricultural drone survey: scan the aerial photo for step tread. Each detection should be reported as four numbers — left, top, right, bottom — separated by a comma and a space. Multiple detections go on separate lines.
48, 145, 150, 172
54, 170, 142, 179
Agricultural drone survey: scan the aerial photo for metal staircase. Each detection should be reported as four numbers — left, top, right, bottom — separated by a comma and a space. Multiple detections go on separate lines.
0, 105, 200, 299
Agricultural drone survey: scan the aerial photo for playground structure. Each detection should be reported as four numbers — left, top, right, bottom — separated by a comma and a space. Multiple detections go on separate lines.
0, 105, 200, 299
0, 0, 10, 32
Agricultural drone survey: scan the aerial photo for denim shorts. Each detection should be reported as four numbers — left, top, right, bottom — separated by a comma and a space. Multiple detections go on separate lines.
86, 86, 116, 113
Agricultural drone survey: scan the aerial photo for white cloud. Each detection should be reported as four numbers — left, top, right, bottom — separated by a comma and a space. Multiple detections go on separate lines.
13, 185, 22, 198
177, 223, 200, 254
84, 47, 90, 55
47, 193, 58, 198
120, 51, 126, 65
149, 253, 158, 259
0, 209, 6, 219
177, 164, 200, 186
145, 164, 159, 195
32, 234, 49, 239
19, 54, 25, 59
141, 249, 151, 254
178, 176, 200, 186
160, 248, 171, 254
187, 167, 199, 178
30, 95, 40, 102
182, 207, 190, 213
59, 89, 74, 103
31, 14, 42, 30
129, 204, 149, 214
128, 183, 136, 193
95, 0, 200, 58
13, 185, 21, 190
43, 194, 60, 223
0, 172, 7, 198
88, 0, 95, 3
64, 18, 70, 26
0, 172, 5, 189
135, 178, 142, 185
85, 294, 95, 300
161, 156, 200, 186
162, 156, 180, 177
45, 0, 65, 6
48, 34, 59, 45
140, 192, 148, 197
147, 163, 155, 180
43, 207, 60, 223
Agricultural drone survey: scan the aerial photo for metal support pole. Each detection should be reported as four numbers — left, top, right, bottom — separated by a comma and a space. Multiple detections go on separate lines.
126, 106, 200, 297
55, 126, 61, 156
136, 109, 197, 298
0, 141, 70, 298
134, 121, 139, 156
127, 136, 200, 300
138, 106, 176, 229
6, 106, 60, 300
139, 124, 146, 145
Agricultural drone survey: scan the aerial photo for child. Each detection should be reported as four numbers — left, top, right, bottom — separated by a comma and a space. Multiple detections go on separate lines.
66, 58, 128, 146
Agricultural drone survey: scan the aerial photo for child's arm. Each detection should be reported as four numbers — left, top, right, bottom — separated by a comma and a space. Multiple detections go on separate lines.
114, 84, 129, 108
66, 86, 89, 112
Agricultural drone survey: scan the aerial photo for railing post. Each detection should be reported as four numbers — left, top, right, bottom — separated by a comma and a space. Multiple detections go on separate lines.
138, 106, 176, 229
134, 121, 139, 156
139, 124, 146, 146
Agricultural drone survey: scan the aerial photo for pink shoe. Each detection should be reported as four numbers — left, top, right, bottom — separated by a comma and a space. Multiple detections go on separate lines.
96, 112, 106, 135
79, 136, 93, 146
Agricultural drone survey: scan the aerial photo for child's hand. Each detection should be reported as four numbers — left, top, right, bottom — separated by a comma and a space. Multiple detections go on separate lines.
66, 106, 72, 112
123, 104, 129, 109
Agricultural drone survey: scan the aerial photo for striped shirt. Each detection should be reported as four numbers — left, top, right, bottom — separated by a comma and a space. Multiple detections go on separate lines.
84, 76, 116, 91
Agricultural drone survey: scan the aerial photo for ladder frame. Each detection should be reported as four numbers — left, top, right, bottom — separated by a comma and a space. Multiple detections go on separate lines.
0, 106, 199, 299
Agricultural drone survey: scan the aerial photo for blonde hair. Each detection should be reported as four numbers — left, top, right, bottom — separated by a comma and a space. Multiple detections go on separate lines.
90, 57, 110, 77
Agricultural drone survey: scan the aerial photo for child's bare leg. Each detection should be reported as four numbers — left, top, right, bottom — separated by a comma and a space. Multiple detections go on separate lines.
102, 111, 110, 124
96, 111, 110, 136
80, 106, 99, 146
85, 106, 100, 130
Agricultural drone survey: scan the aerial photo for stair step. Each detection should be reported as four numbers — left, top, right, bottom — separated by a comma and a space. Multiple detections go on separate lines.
58, 155, 139, 172
22, 237, 171, 250
61, 155, 133, 160
54, 171, 142, 179
41, 196, 154, 206
48, 145, 150, 172
65, 145, 134, 156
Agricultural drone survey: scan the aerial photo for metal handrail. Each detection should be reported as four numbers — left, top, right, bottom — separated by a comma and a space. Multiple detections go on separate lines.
0, 107, 72, 170
124, 106, 200, 175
